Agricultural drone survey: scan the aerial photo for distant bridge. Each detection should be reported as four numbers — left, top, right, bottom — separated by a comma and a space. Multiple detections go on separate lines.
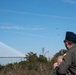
0, 56, 26, 58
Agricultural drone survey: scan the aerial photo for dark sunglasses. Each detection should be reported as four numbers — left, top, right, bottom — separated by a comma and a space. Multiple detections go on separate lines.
64, 40, 67, 43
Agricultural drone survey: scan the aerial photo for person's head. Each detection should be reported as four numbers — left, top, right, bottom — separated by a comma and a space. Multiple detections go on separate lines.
64, 31, 76, 50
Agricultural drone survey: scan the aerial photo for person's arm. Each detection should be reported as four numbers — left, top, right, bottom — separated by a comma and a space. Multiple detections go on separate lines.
57, 52, 72, 74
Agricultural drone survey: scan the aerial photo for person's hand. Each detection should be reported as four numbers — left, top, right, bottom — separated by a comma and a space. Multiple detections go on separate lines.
53, 62, 58, 69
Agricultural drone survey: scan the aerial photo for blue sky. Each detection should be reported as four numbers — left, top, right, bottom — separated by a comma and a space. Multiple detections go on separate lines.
0, 0, 76, 57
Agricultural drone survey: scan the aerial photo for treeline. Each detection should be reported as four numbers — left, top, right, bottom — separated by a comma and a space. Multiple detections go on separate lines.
0, 50, 67, 75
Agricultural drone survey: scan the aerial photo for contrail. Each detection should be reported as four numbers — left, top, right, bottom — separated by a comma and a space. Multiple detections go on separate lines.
0, 42, 25, 57
0, 25, 46, 30
0, 9, 76, 20
63, 0, 76, 4
15, 32, 51, 39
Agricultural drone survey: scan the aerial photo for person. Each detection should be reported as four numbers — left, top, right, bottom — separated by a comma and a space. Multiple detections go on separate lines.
51, 31, 76, 75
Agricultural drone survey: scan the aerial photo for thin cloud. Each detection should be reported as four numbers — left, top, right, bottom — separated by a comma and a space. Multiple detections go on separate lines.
15, 32, 51, 39
63, 0, 76, 4
0, 9, 44, 16
0, 9, 76, 20
0, 25, 46, 30
0, 26, 24, 30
